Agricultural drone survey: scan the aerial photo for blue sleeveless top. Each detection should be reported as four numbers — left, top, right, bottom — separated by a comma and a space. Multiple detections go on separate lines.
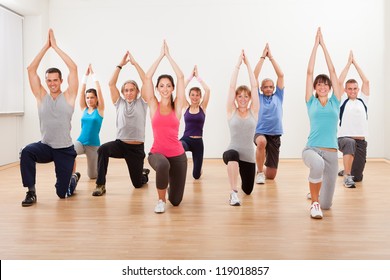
77, 108, 103, 146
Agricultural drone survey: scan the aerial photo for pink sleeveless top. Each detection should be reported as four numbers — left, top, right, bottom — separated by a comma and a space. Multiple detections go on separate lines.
150, 105, 184, 157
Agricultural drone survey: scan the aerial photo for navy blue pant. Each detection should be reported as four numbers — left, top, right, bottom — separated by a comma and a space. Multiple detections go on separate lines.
20, 142, 76, 198
180, 136, 204, 179
96, 140, 146, 188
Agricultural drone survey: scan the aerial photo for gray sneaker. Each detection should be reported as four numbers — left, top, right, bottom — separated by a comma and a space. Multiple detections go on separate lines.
92, 184, 106, 196
343, 175, 356, 188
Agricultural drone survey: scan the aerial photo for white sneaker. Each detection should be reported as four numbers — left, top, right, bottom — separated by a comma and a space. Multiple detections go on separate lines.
306, 192, 311, 200
343, 175, 356, 188
229, 191, 241, 206
310, 202, 323, 219
256, 172, 265, 184
154, 199, 166, 213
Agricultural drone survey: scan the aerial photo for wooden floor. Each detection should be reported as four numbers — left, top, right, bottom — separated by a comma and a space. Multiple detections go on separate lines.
0, 158, 389, 260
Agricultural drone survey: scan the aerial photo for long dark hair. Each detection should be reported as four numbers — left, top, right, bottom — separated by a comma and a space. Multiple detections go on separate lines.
85, 88, 98, 107
156, 74, 175, 109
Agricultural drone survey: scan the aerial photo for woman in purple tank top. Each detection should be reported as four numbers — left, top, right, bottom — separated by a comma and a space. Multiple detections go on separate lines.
180, 65, 210, 179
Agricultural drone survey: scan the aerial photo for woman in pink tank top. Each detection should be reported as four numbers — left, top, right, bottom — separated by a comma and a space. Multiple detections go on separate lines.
142, 41, 188, 214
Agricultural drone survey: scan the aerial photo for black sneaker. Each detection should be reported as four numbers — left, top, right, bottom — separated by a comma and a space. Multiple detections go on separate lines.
67, 172, 81, 197
338, 170, 344, 177
142, 168, 150, 184
22, 191, 37, 207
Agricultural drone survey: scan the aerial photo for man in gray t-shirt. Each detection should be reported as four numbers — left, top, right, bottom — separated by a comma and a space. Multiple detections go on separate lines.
20, 29, 79, 206
91, 52, 149, 197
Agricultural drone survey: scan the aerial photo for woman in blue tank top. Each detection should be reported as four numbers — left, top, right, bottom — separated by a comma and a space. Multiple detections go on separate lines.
180, 65, 210, 179
72, 64, 104, 190
303, 28, 342, 219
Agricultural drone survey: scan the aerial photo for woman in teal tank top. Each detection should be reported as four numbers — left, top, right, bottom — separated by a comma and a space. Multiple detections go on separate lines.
303, 28, 343, 219
72, 64, 105, 185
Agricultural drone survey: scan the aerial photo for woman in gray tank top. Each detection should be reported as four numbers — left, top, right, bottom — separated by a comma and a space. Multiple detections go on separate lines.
222, 50, 259, 207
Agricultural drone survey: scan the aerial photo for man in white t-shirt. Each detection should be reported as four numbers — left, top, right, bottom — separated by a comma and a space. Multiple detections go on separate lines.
338, 51, 369, 188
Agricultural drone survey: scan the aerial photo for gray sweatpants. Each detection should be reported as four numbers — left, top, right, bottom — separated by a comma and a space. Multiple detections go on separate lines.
74, 141, 99, 179
302, 147, 338, 209
338, 137, 367, 182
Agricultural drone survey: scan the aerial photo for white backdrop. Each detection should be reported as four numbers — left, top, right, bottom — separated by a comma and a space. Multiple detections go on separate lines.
0, 0, 387, 163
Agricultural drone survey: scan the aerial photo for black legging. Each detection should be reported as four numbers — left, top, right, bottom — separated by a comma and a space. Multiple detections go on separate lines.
223, 149, 255, 195
148, 152, 187, 206
96, 140, 146, 188
180, 136, 204, 179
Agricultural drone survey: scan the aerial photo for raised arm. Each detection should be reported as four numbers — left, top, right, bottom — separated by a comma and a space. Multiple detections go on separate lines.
243, 51, 259, 117
306, 29, 320, 102
128, 51, 146, 85
267, 44, 284, 89
352, 53, 370, 96
108, 52, 129, 104
90, 64, 105, 115
185, 66, 196, 89
227, 51, 243, 117
318, 28, 342, 100
27, 29, 51, 101
79, 65, 89, 110
142, 42, 165, 113
165, 41, 185, 119
338, 50, 353, 90
194, 66, 211, 111
49, 29, 78, 101
254, 44, 268, 87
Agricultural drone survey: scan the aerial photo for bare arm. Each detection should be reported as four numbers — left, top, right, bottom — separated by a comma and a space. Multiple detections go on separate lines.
27, 30, 50, 101
109, 52, 129, 104
79, 65, 89, 110
227, 51, 243, 117
165, 41, 185, 119
318, 28, 342, 100
352, 54, 370, 96
183, 66, 196, 109
90, 65, 105, 116
142, 42, 165, 114
254, 44, 267, 87
306, 29, 320, 102
185, 66, 195, 89
267, 44, 284, 89
49, 29, 78, 102
194, 66, 211, 111
128, 51, 146, 85
338, 50, 352, 90
243, 51, 259, 117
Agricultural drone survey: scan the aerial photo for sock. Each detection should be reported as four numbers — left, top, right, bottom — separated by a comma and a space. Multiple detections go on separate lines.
28, 185, 36, 192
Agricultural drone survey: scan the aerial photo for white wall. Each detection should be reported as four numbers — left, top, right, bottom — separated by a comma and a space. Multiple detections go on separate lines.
385, 1, 390, 160
0, 0, 387, 165
0, 0, 49, 166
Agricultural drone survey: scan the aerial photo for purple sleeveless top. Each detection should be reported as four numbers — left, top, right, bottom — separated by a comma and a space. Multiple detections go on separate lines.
183, 107, 206, 137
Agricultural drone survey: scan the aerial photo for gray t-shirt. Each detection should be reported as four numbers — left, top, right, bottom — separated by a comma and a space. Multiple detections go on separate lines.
227, 110, 256, 163
115, 96, 147, 142
38, 93, 74, 148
